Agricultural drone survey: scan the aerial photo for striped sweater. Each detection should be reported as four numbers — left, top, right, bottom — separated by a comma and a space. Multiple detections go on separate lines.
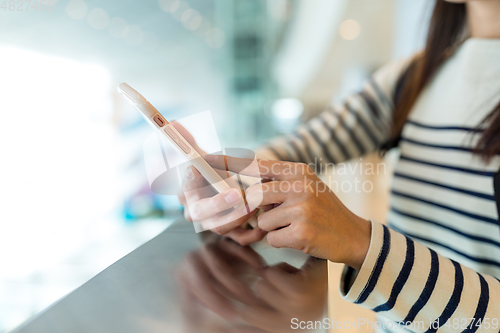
258, 38, 500, 332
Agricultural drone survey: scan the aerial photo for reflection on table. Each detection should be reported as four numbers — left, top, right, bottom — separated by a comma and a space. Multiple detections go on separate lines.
12, 219, 327, 333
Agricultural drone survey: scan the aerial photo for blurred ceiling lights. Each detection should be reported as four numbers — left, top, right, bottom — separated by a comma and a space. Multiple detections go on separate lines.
205, 27, 225, 48
271, 98, 304, 133
339, 19, 361, 40
272, 98, 304, 120
64, 0, 224, 53
108, 17, 128, 38
87, 8, 110, 30
123, 25, 144, 46
159, 0, 224, 48
65, 0, 87, 20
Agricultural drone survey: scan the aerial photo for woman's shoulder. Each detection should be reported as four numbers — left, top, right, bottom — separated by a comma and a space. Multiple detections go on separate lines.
370, 53, 419, 98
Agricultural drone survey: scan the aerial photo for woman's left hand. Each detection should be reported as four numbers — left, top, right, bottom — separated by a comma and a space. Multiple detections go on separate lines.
206, 156, 372, 270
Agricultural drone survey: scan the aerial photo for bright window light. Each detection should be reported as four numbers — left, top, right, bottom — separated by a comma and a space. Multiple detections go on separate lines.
0, 47, 116, 278
271, 98, 304, 120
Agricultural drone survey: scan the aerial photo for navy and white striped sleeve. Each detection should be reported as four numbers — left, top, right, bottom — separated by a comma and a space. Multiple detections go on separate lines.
341, 220, 500, 333
256, 58, 412, 164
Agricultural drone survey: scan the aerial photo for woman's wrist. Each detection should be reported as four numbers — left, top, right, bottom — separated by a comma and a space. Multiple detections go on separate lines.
345, 215, 372, 271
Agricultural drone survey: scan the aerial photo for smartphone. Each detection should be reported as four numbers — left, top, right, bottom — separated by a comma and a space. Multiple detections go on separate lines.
117, 83, 257, 228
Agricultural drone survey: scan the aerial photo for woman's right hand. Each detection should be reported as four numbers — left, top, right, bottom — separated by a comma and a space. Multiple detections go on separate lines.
173, 122, 267, 246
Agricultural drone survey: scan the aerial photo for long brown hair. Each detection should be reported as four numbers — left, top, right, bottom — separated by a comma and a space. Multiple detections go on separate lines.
391, 0, 500, 162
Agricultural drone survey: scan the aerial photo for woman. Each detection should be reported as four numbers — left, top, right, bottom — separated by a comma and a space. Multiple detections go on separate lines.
179, 0, 500, 331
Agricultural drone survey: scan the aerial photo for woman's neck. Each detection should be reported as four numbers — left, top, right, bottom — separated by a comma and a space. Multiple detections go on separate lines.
467, 1, 500, 39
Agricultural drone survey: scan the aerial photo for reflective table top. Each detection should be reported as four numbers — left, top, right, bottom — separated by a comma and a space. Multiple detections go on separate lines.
12, 219, 328, 333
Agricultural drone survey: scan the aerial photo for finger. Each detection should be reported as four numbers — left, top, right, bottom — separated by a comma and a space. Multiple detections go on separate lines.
183, 207, 192, 221
182, 164, 236, 192
181, 165, 240, 197
256, 205, 291, 232
180, 166, 208, 221
266, 226, 295, 249
188, 188, 243, 221
177, 189, 187, 205
182, 165, 237, 219
201, 207, 257, 235
178, 191, 192, 221
245, 181, 287, 211
256, 178, 280, 210
182, 167, 212, 217
258, 204, 275, 211
224, 226, 267, 246
204, 155, 309, 181
181, 165, 210, 193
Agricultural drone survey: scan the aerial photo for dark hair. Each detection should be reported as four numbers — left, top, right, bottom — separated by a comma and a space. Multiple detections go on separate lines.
391, 0, 500, 162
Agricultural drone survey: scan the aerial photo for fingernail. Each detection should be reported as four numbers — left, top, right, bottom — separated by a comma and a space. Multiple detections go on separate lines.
225, 189, 241, 204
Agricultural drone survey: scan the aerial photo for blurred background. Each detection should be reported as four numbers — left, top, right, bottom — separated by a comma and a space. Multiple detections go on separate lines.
0, 0, 433, 331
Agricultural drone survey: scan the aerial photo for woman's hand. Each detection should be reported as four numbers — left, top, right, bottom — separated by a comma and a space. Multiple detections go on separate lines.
207, 156, 372, 270
178, 165, 267, 245
173, 122, 267, 246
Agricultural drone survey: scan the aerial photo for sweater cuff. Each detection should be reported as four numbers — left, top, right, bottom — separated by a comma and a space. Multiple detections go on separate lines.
340, 220, 387, 302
